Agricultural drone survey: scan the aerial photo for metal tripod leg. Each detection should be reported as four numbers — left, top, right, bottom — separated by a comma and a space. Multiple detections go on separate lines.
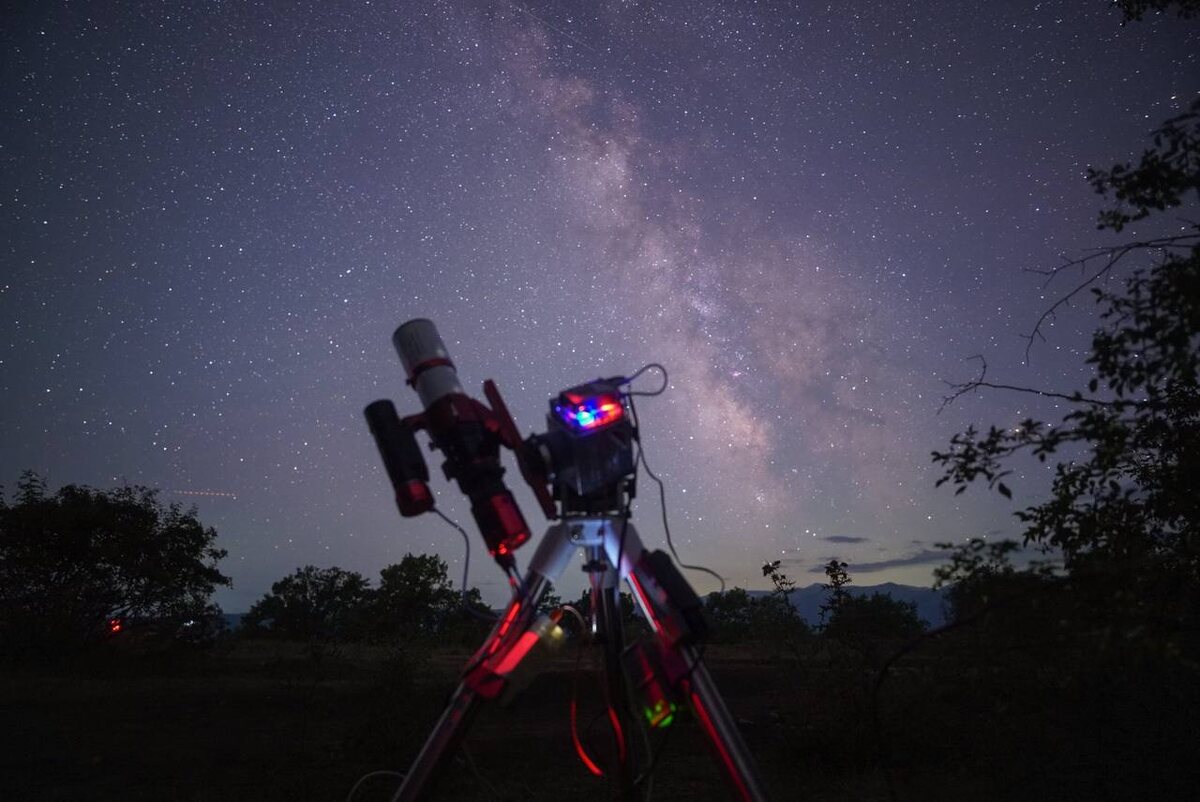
585, 545, 635, 799
390, 516, 771, 801
390, 524, 580, 801
680, 650, 770, 802
390, 681, 482, 800
390, 572, 555, 801
608, 521, 771, 802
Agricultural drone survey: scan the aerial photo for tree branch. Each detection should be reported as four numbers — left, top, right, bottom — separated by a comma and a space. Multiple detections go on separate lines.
1020, 232, 1200, 364
938, 355, 1125, 414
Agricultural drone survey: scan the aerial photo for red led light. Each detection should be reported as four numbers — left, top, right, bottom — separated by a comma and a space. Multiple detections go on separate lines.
557, 392, 624, 432
397, 479, 433, 517
486, 601, 523, 656
628, 574, 665, 635
571, 698, 605, 777
607, 706, 627, 761
493, 631, 539, 675
690, 689, 754, 801
486, 494, 530, 557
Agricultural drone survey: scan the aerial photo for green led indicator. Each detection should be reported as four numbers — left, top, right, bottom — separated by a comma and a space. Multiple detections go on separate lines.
643, 699, 677, 729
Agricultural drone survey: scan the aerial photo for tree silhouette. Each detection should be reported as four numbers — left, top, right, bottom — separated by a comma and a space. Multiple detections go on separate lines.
243, 555, 493, 642
243, 566, 372, 641
761, 559, 796, 601
818, 559, 852, 629
557, 587, 637, 639
815, 559, 924, 649
704, 587, 754, 639
1113, 0, 1200, 22
0, 471, 230, 656
822, 593, 925, 644
536, 590, 564, 615
933, 97, 1199, 645
370, 553, 462, 638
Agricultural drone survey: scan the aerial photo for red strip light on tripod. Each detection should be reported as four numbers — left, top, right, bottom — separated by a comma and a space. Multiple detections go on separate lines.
555, 391, 624, 433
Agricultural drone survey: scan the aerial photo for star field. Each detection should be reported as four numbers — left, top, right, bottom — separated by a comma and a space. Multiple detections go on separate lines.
2, 1, 1196, 610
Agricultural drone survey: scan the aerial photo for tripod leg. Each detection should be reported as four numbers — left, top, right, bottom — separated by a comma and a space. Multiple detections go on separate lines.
680, 648, 771, 802
390, 573, 556, 801
608, 522, 771, 802
586, 547, 635, 799
390, 682, 481, 801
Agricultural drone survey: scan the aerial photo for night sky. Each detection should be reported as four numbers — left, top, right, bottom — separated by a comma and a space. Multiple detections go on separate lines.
3, 1, 1196, 612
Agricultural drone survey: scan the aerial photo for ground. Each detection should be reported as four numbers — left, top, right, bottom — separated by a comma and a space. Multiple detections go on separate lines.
2, 636, 1194, 800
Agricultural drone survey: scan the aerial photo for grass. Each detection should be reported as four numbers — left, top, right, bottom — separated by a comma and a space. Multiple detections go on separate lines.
2, 634, 1196, 801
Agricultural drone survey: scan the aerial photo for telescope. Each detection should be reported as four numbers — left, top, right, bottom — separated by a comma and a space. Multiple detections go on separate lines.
365, 318, 770, 801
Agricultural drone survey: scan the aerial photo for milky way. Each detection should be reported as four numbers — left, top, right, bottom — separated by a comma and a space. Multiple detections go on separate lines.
2, 1, 1196, 609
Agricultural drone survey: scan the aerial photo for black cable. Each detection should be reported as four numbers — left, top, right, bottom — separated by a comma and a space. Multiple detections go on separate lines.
615, 498, 632, 615
622, 363, 668, 396
627, 393, 726, 594
616, 386, 723, 796
618, 388, 719, 799
461, 740, 507, 802
431, 506, 497, 622
631, 683, 655, 802
599, 548, 633, 792
504, 561, 527, 598
869, 568, 1090, 802
612, 635, 663, 802
345, 770, 405, 802
611, 465, 664, 800
633, 725, 673, 792
627, 640, 708, 797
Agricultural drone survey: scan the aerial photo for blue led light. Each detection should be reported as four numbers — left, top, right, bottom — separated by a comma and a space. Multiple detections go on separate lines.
556, 393, 624, 433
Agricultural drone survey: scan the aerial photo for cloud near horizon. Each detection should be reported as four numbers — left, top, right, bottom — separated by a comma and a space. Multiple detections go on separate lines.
806, 548, 946, 574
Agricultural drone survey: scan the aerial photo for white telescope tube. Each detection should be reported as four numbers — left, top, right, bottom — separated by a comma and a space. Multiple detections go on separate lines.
393, 318, 465, 409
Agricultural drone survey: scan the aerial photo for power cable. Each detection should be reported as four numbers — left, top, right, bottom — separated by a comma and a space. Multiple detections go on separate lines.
345, 770, 405, 802
461, 740, 508, 802
567, 604, 606, 778
627, 392, 726, 594
431, 506, 498, 622
622, 363, 668, 396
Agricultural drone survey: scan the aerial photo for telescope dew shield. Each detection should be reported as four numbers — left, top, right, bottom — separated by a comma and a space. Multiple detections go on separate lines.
393, 318, 464, 408
364, 399, 434, 517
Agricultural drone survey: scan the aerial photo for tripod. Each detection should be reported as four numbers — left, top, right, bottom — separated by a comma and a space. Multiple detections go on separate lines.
365, 319, 771, 800
390, 514, 771, 801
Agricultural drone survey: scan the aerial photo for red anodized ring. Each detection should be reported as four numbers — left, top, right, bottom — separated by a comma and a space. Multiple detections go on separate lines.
406, 356, 455, 385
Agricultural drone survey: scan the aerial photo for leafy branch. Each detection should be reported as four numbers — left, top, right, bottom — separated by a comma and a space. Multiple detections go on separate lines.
1087, 97, 1200, 230
1020, 232, 1200, 363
